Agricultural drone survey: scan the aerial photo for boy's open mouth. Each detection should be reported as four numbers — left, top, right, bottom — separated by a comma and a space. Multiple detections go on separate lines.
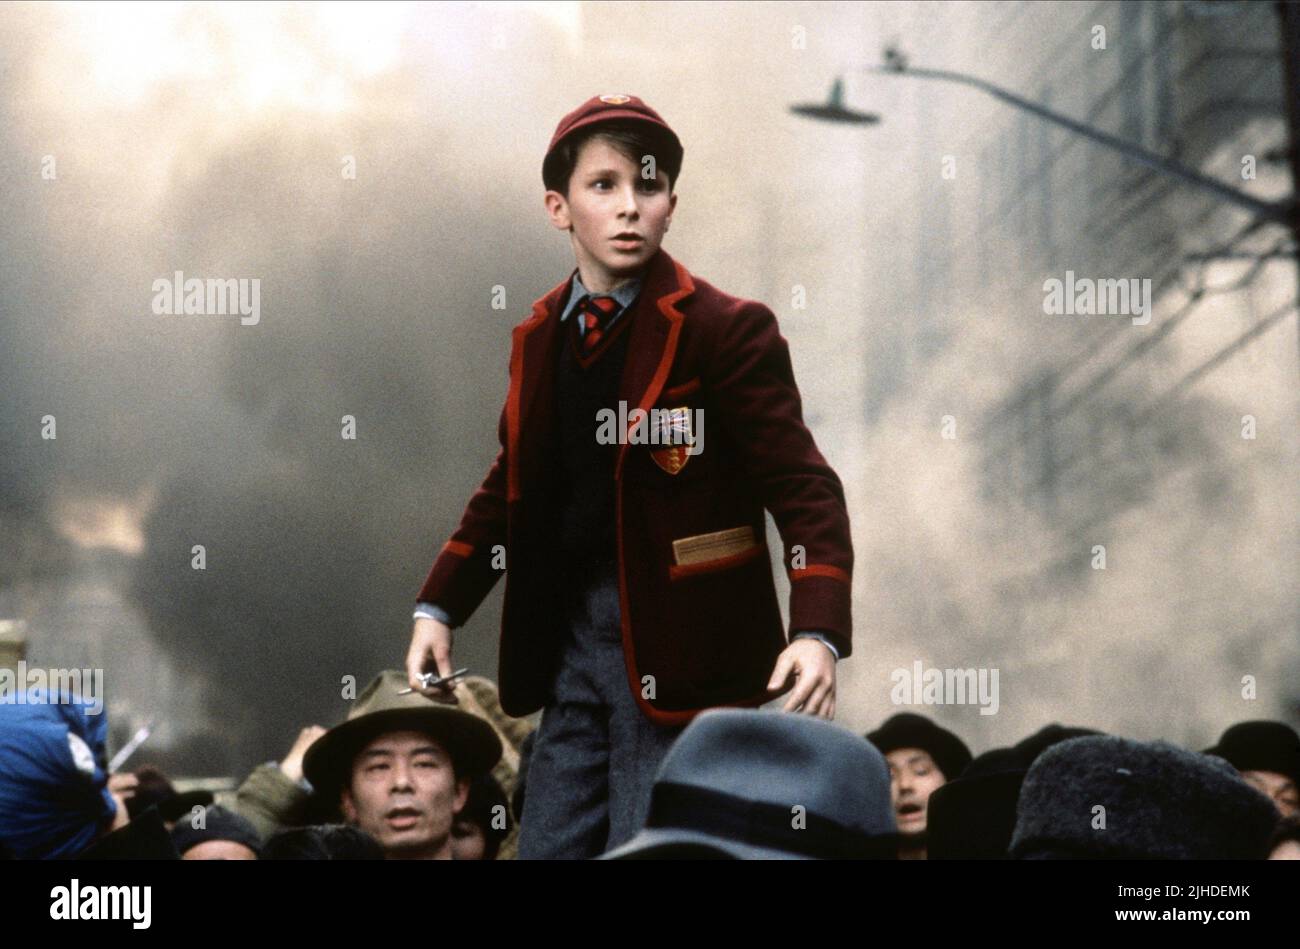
897, 802, 923, 821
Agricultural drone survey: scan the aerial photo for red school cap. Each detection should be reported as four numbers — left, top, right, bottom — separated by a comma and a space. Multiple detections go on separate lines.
543, 93, 682, 172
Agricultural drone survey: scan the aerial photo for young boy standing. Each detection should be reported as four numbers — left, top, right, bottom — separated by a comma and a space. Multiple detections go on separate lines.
407, 94, 854, 859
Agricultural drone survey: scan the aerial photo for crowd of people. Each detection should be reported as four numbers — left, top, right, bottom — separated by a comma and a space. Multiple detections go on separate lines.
1, 669, 1297, 860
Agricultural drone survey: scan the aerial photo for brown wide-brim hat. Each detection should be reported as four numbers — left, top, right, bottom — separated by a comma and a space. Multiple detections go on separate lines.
302, 670, 502, 799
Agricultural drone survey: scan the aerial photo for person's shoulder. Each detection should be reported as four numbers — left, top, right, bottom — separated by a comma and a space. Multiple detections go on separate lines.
679, 267, 775, 329
514, 270, 579, 330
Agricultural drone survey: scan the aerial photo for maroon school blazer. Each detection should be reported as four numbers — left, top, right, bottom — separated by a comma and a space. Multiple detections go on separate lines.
416, 247, 853, 725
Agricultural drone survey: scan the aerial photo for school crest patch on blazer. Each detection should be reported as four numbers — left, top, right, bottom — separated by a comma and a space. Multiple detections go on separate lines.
650, 405, 693, 475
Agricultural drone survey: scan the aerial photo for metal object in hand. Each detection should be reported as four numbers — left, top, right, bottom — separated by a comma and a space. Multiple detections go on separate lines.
397, 668, 470, 695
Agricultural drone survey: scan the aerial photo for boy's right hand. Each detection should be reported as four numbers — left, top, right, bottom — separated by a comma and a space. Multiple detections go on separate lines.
406, 616, 459, 704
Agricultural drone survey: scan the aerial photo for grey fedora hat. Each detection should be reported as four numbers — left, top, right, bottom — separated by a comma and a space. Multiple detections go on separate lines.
602, 709, 897, 860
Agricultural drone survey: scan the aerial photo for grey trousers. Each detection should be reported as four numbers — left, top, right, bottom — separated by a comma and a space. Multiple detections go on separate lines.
516, 559, 685, 859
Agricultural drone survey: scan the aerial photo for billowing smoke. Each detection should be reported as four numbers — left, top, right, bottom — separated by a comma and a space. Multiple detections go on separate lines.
0, 3, 574, 775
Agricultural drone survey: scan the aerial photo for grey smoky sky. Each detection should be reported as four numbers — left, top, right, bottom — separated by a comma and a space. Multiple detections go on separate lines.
1, 2, 1296, 777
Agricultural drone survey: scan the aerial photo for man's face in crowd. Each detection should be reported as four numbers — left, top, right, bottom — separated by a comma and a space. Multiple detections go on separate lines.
885, 747, 947, 838
181, 840, 258, 860
450, 817, 488, 860
546, 135, 676, 289
340, 730, 469, 860
1241, 770, 1299, 817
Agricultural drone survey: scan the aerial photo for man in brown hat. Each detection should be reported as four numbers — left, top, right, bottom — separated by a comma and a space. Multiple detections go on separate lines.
303, 671, 502, 860
407, 93, 854, 858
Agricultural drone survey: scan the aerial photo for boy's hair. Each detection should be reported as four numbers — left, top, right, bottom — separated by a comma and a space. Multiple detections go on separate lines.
543, 119, 683, 198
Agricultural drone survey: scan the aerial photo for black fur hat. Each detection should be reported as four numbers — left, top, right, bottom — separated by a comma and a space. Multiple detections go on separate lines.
1011, 735, 1278, 859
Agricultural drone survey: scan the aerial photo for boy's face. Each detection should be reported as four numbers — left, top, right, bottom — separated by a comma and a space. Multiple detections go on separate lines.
545, 134, 676, 288
884, 747, 947, 839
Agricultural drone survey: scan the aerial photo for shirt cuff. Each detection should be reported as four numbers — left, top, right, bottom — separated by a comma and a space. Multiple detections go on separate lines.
413, 602, 454, 627
792, 630, 840, 662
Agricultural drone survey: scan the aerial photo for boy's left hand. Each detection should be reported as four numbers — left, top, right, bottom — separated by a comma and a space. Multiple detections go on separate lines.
766, 639, 836, 719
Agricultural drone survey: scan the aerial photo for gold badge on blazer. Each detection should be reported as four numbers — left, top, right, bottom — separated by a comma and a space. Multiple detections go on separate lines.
650, 405, 694, 475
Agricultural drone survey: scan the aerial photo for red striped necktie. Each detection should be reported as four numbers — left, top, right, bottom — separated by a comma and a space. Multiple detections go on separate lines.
578, 295, 620, 355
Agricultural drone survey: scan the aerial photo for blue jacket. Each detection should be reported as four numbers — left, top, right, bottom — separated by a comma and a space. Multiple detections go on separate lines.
0, 688, 116, 859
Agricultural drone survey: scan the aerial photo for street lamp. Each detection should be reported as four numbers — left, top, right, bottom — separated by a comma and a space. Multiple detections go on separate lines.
791, 46, 1294, 226
789, 76, 879, 125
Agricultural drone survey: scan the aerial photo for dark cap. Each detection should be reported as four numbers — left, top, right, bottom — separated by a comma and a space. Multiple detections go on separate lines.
1204, 720, 1300, 786
866, 712, 973, 782
170, 805, 263, 858
544, 93, 682, 169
